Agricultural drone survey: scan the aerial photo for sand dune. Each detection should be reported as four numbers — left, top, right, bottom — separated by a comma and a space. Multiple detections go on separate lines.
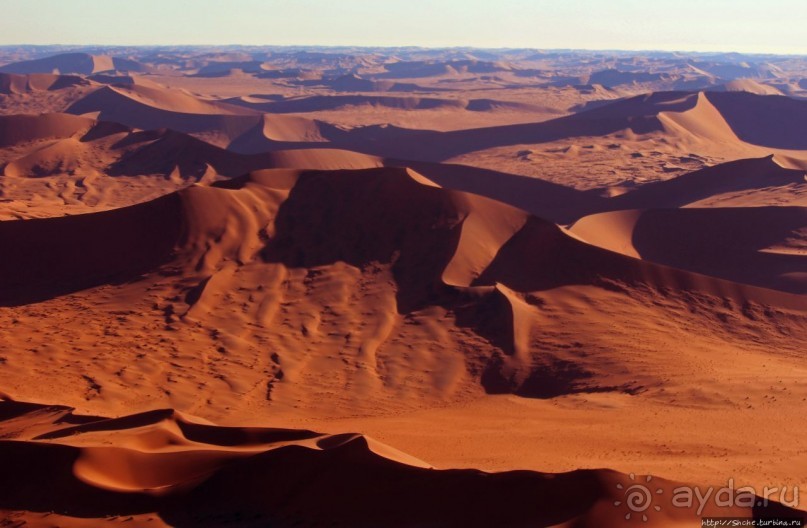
5, 165, 799, 306
355, 91, 703, 160
0, 111, 380, 179
309, 73, 441, 92
606, 156, 807, 208
85, 73, 166, 89
65, 84, 359, 151
0, 53, 145, 75
0, 191, 182, 304
74, 84, 255, 116
0, 75, 97, 117
2, 167, 804, 415
704, 91, 807, 149
1, 47, 807, 527
224, 93, 467, 112
3, 400, 797, 527
223, 93, 540, 114
688, 59, 781, 80
397, 160, 603, 223
0, 113, 593, 222
3, 137, 93, 178
571, 206, 807, 293
569, 156, 807, 292
192, 60, 269, 77
226, 113, 342, 153
107, 128, 382, 177
574, 68, 726, 91
711, 79, 785, 96
0, 72, 88, 94
379, 59, 514, 78
0, 113, 95, 147
587, 69, 674, 88
353, 90, 807, 165
0, 113, 384, 218
65, 84, 263, 148
60, 80, 807, 175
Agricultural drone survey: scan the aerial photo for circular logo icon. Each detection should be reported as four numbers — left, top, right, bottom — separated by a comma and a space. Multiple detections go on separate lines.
614, 473, 663, 522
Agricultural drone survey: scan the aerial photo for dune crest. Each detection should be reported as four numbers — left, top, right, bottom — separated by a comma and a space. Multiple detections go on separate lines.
2, 167, 805, 420
0, 399, 799, 527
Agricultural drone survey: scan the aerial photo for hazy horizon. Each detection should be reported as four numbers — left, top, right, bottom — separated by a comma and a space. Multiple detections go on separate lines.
1, 43, 805, 58
2, 0, 806, 55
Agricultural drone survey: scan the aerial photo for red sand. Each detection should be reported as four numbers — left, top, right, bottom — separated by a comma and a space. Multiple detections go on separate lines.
0, 48, 805, 527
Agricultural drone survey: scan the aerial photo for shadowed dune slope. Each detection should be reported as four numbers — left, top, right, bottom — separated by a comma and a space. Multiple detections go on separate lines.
345, 90, 807, 162
0, 72, 88, 94
704, 91, 807, 149
395, 160, 604, 224
347, 91, 701, 161
0, 113, 96, 147
606, 156, 807, 209
0, 192, 183, 304
66, 84, 262, 141
571, 206, 807, 294
0, 400, 800, 528
3, 166, 801, 307
1, 165, 806, 416
710, 79, 785, 96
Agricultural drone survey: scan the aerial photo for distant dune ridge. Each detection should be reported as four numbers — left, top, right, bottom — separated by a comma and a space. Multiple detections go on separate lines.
0, 47, 806, 527
45, 80, 807, 168
344, 90, 807, 161
0, 112, 381, 177
0, 52, 146, 75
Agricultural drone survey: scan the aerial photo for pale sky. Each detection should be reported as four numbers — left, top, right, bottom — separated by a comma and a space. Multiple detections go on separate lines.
1, 0, 806, 55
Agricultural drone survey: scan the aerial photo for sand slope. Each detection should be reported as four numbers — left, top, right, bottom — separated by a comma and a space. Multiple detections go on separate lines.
66, 84, 358, 151
2, 167, 805, 424
0, 49, 806, 527
350, 91, 807, 166
571, 206, 807, 293
0, 113, 385, 218
0, 113, 96, 147
2, 400, 799, 528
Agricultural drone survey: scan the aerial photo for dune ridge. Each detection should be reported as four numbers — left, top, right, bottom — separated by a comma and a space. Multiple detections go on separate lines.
0, 72, 88, 94
0, 53, 145, 75
1, 167, 805, 420
2, 399, 799, 527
